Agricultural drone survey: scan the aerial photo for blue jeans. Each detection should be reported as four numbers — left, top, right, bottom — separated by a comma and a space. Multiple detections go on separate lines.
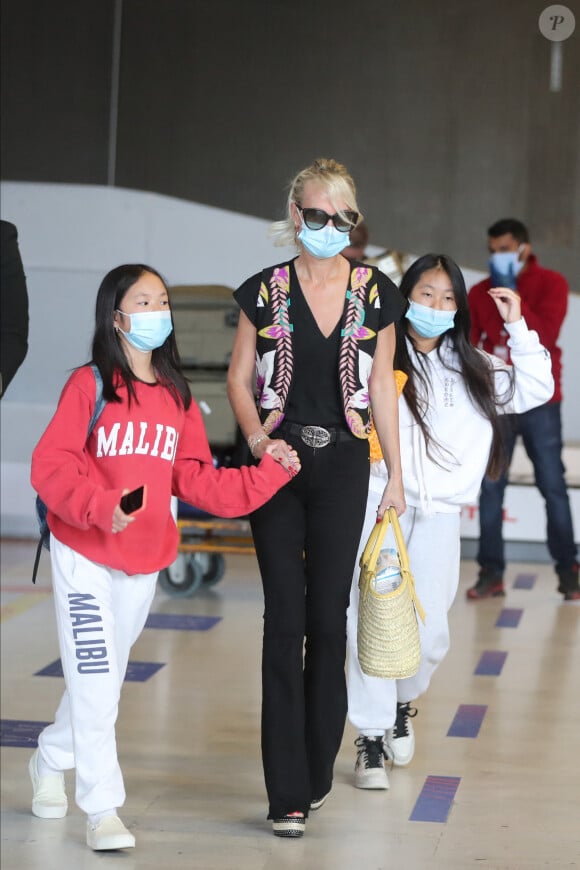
477, 402, 577, 573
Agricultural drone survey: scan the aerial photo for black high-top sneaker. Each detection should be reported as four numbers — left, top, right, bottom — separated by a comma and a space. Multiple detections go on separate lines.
385, 702, 418, 766
466, 567, 505, 600
556, 562, 580, 601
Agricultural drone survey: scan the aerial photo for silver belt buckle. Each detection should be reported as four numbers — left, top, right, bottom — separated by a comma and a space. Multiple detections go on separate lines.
300, 425, 331, 448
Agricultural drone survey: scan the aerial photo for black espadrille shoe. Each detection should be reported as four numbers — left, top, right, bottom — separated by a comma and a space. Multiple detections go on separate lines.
272, 812, 305, 837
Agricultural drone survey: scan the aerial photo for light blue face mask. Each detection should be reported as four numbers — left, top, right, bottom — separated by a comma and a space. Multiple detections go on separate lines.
489, 250, 524, 290
116, 310, 173, 352
405, 300, 456, 339
298, 223, 350, 259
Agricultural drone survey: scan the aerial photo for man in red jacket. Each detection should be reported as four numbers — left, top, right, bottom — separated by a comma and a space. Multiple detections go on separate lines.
467, 218, 579, 601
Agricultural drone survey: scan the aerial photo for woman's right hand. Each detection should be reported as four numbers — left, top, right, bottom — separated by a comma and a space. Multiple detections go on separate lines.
263, 439, 301, 477
377, 478, 406, 520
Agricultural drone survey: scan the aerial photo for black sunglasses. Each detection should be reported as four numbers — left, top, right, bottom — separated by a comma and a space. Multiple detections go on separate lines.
296, 205, 359, 233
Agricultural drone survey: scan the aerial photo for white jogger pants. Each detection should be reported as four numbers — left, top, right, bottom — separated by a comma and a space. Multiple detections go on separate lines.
346, 486, 461, 734
37, 535, 158, 814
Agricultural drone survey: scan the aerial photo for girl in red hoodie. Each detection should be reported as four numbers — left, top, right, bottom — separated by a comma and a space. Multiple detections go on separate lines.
30, 264, 298, 852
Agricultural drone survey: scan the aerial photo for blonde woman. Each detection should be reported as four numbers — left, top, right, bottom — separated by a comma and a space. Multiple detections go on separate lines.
227, 158, 406, 836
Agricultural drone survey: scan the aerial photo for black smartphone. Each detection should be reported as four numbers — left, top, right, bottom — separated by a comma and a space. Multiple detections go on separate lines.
120, 485, 146, 515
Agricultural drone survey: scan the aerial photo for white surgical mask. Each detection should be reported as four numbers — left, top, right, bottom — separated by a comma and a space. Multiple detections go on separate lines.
116, 310, 173, 352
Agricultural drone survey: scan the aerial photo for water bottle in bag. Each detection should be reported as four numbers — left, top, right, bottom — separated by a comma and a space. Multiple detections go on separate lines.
374, 547, 402, 593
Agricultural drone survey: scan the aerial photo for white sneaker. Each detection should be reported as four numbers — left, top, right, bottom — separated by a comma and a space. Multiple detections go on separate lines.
29, 750, 68, 819
354, 736, 389, 789
86, 815, 136, 851
385, 702, 417, 767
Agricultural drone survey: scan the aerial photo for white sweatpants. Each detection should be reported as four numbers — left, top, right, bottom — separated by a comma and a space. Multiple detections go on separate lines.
346, 485, 461, 735
37, 535, 158, 814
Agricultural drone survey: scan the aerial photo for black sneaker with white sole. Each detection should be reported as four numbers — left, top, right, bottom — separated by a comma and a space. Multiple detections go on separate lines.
309, 792, 330, 811
354, 736, 389, 789
385, 701, 417, 766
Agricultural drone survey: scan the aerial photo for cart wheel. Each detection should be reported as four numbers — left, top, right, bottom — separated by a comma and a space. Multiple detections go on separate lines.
197, 553, 226, 587
158, 553, 204, 597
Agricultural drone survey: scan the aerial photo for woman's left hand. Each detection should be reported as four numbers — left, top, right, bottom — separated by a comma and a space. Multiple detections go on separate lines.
487, 287, 522, 324
377, 479, 406, 520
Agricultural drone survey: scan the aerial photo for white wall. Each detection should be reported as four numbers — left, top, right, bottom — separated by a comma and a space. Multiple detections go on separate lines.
1, 181, 579, 537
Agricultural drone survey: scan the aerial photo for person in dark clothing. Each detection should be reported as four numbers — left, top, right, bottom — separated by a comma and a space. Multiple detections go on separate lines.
467, 218, 579, 601
341, 220, 369, 261
1, 220, 29, 397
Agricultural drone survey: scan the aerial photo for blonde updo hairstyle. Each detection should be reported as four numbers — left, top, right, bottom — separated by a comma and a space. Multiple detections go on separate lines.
270, 157, 362, 248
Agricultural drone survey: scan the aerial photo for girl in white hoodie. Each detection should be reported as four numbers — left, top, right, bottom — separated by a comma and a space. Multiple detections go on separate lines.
346, 253, 554, 790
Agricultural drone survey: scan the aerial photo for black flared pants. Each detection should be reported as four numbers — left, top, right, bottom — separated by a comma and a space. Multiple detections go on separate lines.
250, 431, 370, 819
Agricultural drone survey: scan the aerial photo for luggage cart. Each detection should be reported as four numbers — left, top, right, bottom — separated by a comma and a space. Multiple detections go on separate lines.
157, 503, 255, 598
158, 283, 255, 597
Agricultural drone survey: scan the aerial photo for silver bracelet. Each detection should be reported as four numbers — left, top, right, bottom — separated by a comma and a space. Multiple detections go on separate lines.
247, 431, 268, 457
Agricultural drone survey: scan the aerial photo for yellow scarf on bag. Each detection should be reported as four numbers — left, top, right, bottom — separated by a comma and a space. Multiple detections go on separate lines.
368, 370, 407, 463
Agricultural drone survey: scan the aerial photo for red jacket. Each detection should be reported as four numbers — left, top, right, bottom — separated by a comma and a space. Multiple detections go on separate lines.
468, 255, 568, 403
31, 365, 290, 575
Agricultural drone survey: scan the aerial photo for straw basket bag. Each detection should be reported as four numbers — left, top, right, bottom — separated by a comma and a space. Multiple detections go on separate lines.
357, 507, 425, 679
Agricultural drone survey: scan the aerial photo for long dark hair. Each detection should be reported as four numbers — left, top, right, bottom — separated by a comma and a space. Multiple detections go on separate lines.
91, 264, 191, 409
394, 254, 511, 479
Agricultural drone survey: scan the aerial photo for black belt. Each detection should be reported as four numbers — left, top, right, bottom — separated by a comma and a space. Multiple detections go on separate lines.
278, 422, 353, 448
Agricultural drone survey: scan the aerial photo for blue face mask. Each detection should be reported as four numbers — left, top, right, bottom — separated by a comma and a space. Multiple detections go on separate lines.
489, 250, 524, 289
405, 300, 456, 339
116, 310, 173, 352
298, 223, 350, 259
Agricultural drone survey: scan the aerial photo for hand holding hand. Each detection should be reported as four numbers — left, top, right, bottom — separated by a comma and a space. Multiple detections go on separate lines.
264, 439, 301, 477
487, 287, 522, 324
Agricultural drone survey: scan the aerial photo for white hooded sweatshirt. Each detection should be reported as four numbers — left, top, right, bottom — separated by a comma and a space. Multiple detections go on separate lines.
370, 318, 554, 513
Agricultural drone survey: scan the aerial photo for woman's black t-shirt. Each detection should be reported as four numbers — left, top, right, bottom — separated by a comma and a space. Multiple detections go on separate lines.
234, 258, 399, 427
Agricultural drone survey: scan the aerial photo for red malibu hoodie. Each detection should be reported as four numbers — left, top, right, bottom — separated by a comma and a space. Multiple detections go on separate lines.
31, 365, 290, 575
468, 254, 568, 403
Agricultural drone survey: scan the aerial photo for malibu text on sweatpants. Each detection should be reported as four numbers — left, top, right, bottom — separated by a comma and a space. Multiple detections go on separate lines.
68, 593, 110, 674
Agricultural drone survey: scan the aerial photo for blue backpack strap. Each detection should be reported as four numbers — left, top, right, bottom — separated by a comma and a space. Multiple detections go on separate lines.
32, 364, 106, 582
31, 516, 47, 586
88, 363, 106, 433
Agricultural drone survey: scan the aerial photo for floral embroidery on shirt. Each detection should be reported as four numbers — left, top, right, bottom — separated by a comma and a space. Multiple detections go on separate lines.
255, 350, 278, 410
349, 350, 374, 409
340, 267, 377, 436
257, 266, 293, 433
253, 262, 387, 439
